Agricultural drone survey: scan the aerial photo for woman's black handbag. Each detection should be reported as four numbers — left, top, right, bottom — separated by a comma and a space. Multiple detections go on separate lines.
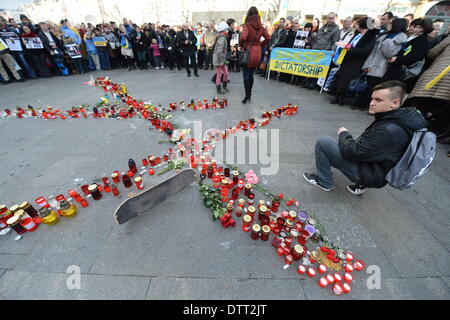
239, 49, 250, 67
348, 71, 369, 93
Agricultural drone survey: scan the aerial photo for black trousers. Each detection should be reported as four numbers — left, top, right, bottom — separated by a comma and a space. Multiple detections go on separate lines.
197, 49, 205, 69
27, 52, 52, 77
183, 54, 198, 75
352, 75, 382, 108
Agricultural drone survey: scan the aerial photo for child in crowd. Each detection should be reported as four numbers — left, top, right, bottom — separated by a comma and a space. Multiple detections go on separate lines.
150, 39, 161, 69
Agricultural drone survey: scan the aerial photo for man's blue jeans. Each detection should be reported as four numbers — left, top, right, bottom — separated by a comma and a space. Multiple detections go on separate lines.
315, 137, 361, 188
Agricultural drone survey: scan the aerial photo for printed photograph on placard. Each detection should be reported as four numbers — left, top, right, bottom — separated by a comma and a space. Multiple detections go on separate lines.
0, 32, 23, 51
230, 33, 239, 46
22, 36, 44, 49
293, 31, 309, 49
65, 43, 82, 58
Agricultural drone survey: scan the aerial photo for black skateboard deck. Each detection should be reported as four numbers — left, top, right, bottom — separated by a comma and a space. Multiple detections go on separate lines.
114, 168, 197, 224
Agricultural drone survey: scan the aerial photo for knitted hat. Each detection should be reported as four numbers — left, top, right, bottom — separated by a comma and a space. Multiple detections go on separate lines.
217, 21, 229, 33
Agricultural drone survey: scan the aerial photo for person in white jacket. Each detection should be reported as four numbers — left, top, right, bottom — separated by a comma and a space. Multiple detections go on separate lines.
351, 18, 408, 110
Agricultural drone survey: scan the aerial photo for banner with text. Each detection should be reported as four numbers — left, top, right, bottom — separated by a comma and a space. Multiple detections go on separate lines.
269, 48, 333, 78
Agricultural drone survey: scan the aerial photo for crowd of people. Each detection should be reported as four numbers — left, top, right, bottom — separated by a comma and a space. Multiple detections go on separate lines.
0, 9, 448, 149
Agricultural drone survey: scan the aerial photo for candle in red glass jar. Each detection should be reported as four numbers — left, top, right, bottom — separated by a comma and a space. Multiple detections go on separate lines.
149, 156, 156, 167
35, 196, 50, 208
251, 224, 261, 240
297, 265, 307, 275
247, 192, 255, 205
247, 206, 256, 220
291, 244, 305, 261
15, 210, 38, 232
235, 206, 243, 217
111, 184, 120, 196
7, 215, 27, 234
142, 158, 148, 166
122, 174, 132, 188
232, 171, 239, 184
260, 225, 270, 241
242, 214, 252, 232
88, 184, 103, 200
111, 171, 121, 183
134, 177, 144, 190
244, 183, 252, 197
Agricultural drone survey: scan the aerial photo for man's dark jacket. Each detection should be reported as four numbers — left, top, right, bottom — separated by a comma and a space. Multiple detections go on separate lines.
338, 107, 427, 188
175, 30, 197, 56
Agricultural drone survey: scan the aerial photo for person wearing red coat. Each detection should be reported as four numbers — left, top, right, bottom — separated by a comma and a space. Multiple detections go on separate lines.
239, 7, 271, 104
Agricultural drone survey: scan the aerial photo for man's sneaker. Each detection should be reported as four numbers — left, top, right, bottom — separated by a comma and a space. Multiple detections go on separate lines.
347, 184, 369, 195
303, 172, 331, 192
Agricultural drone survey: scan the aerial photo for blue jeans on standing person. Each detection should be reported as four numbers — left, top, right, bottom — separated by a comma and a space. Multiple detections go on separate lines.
10, 51, 37, 78
154, 56, 161, 68
314, 137, 361, 188
97, 50, 111, 70
242, 67, 255, 80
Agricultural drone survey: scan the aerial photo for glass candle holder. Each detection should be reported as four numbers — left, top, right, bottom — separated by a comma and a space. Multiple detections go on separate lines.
58, 200, 78, 218
122, 174, 132, 188
134, 177, 144, 190
18, 201, 39, 219
7, 216, 27, 234
111, 171, 121, 183
111, 184, 120, 196
251, 224, 261, 240
38, 207, 59, 225
80, 199, 89, 208
35, 197, 50, 208
291, 244, 305, 261
242, 215, 252, 232
261, 225, 270, 241
88, 184, 103, 200
15, 210, 38, 232
80, 185, 90, 196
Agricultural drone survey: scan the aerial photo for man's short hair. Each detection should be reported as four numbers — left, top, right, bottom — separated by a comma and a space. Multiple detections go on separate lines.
372, 81, 407, 102
226, 18, 235, 26
383, 12, 394, 19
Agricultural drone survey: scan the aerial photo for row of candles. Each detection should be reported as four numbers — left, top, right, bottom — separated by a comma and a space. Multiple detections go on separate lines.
200, 163, 366, 296
1, 96, 228, 121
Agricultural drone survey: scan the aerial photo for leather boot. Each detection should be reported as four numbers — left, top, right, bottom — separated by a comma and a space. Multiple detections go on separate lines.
223, 81, 229, 92
216, 84, 225, 94
242, 80, 250, 104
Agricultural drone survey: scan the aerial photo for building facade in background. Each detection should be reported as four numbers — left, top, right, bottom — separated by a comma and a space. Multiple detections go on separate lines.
0, 0, 444, 26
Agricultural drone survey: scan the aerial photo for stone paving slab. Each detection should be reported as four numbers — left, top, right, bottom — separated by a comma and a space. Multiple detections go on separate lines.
145, 276, 306, 300
0, 270, 151, 300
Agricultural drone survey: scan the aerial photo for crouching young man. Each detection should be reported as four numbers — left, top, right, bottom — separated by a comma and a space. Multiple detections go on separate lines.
303, 81, 427, 195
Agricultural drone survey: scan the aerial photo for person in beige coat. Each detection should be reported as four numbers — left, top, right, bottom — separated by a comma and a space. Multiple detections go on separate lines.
406, 30, 450, 144
213, 21, 229, 94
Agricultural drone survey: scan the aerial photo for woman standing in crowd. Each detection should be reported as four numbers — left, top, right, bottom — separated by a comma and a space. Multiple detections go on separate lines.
131, 26, 148, 69
119, 25, 136, 70
239, 6, 271, 104
213, 21, 230, 94
351, 18, 408, 110
20, 25, 52, 78
329, 17, 377, 106
405, 27, 450, 141
382, 18, 433, 91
